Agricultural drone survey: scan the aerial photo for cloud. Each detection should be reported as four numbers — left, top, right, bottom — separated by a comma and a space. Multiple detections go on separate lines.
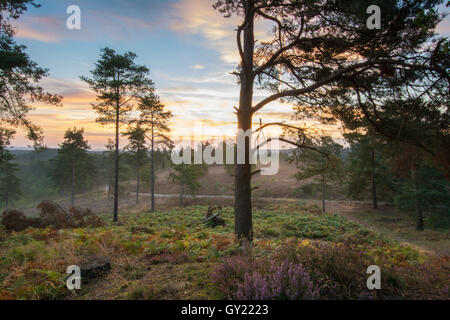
436, 15, 450, 35
169, 0, 240, 64
169, 0, 274, 65
14, 16, 64, 43
38, 78, 96, 106
191, 64, 205, 70
12, 3, 162, 44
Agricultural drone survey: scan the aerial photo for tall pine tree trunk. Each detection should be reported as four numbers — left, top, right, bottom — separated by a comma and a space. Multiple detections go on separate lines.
235, 5, 255, 243
151, 122, 155, 212
113, 95, 120, 222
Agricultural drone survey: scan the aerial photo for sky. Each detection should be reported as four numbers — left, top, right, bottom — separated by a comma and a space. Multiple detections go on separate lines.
9, 0, 450, 150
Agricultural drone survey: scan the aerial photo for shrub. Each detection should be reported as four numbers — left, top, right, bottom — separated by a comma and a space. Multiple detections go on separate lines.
211, 255, 319, 300
234, 259, 319, 300
212, 238, 449, 300
211, 255, 250, 299
69, 207, 104, 228
1, 203, 103, 231
37, 201, 70, 229
1, 210, 31, 231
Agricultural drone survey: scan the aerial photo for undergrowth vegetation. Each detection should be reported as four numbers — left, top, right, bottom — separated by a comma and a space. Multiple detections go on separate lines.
0, 203, 448, 300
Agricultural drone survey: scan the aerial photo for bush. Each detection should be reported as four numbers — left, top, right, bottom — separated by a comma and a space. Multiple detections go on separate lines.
212, 239, 449, 300
1, 203, 103, 231
1, 210, 33, 232
234, 259, 319, 300
69, 207, 104, 228
211, 255, 319, 300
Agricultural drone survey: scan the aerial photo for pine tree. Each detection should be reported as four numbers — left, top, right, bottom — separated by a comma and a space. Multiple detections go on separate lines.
103, 139, 115, 199
344, 131, 394, 209
213, 0, 446, 241
81, 47, 154, 222
137, 94, 173, 212
0, 149, 21, 209
169, 161, 208, 207
50, 127, 92, 207
291, 136, 343, 212
123, 124, 148, 204
0, 0, 62, 147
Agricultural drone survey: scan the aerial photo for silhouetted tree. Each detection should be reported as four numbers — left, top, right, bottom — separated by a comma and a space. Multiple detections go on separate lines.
213, 0, 446, 241
103, 139, 115, 199
0, 147, 21, 209
344, 131, 393, 209
0, 0, 62, 147
50, 128, 92, 207
81, 48, 154, 222
138, 94, 173, 211
387, 143, 449, 231
123, 124, 148, 204
170, 160, 208, 206
291, 136, 343, 212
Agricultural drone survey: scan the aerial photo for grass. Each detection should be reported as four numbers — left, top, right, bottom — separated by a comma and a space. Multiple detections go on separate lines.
328, 204, 450, 256
0, 202, 445, 300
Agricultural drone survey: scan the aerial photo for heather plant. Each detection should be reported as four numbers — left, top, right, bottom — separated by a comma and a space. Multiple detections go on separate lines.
234, 259, 319, 300
272, 238, 448, 300
210, 255, 251, 299
211, 255, 319, 300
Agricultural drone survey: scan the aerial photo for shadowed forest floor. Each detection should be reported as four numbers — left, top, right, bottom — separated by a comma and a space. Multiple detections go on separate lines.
1, 202, 448, 300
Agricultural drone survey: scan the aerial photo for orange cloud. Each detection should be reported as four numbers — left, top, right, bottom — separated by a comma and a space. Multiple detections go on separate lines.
14, 16, 63, 43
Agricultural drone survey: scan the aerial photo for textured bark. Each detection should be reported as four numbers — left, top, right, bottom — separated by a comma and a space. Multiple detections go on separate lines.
151, 121, 155, 212
113, 93, 119, 222
234, 4, 255, 242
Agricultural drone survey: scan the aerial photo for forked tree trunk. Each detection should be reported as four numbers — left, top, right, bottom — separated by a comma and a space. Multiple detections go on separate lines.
235, 5, 255, 243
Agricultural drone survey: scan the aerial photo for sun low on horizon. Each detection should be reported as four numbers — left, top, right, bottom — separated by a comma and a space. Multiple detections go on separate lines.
8, 0, 450, 150
8, 0, 301, 149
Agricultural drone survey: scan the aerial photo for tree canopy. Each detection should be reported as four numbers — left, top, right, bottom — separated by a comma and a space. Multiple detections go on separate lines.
0, 0, 62, 147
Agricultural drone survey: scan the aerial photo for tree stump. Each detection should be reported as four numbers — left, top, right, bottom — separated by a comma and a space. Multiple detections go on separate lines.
78, 256, 111, 282
204, 205, 226, 228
